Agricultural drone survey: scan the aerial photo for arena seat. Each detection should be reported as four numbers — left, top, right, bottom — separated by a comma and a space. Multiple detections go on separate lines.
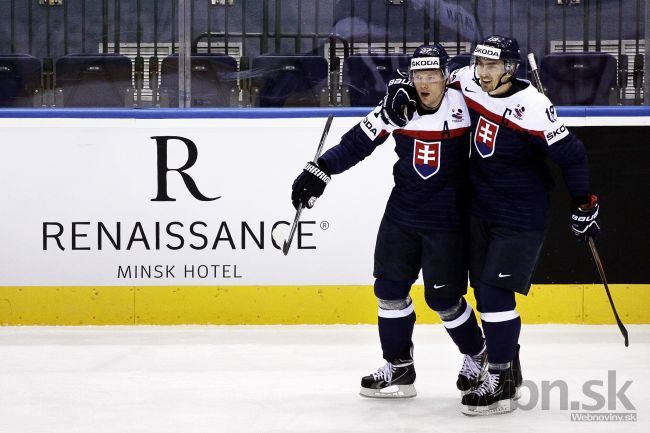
55, 54, 133, 107
0, 54, 42, 107
160, 53, 239, 107
249, 55, 328, 107
539, 52, 617, 105
448, 53, 472, 73
342, 54, 410, 106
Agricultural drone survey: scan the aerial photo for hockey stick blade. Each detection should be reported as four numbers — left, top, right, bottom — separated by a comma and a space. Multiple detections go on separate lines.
528, 53, 629, 346
588, 237, 629, 347
279, 114, 334, 256
271, 223, 288, 251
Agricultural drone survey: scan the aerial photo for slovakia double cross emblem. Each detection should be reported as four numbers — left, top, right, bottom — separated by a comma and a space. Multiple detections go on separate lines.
474, 116, 499, 158
413, 140, 441, 179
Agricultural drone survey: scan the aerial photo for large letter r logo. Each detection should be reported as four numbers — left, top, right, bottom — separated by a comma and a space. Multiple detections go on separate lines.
150, 136, 221, 202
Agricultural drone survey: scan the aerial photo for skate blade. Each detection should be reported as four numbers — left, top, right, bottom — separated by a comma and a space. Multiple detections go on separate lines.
461, 399, 516, 416
359, 384, 417, 398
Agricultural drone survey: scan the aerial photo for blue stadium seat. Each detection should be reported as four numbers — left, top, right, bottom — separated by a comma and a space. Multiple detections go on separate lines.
0, 54, 42, 107
55, 54, 133, 107
160, 54, 239, 107
342, 54, 410, 106
249, 55, 328, 107
448, 53, 472, 73
539, 52, 617, 105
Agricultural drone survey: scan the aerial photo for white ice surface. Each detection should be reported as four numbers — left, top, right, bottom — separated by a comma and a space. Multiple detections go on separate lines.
0, 325, 648, 433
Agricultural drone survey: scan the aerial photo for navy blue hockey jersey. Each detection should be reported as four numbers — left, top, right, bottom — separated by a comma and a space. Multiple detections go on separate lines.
449, 66, 590, 230
319, 89, 471, 231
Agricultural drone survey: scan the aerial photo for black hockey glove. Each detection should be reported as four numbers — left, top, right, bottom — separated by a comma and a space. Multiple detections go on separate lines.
571, 194, 601, 242
291, 161, 331, 210
380, 78, 418, 128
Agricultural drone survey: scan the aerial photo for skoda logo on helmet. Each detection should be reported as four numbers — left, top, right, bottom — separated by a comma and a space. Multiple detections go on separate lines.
473, 44, 502, 60
410, 57, 441, 70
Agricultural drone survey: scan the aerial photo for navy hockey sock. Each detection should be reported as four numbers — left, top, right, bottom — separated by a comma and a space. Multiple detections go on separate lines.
378, 311, 416, 361
445, 306, 485, 355
429, 296, 484, 355
481, 316, 521, 364
477, 283, 521, 364
375, 279, 417, 361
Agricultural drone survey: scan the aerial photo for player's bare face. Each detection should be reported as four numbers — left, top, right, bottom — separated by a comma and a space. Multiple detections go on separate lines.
475, 58, 512, 95
412, 69, 446, 110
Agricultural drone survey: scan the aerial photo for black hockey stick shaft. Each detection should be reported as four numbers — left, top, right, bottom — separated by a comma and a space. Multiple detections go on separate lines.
282, 114, 334, 255
528, 53, 629, 346
588, 238, 629, 346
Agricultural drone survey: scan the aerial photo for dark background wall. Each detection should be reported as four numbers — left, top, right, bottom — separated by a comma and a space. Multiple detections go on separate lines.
538, 125, 650, 284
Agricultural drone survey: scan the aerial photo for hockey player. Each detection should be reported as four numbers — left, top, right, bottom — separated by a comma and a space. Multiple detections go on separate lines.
446, 35, 601, 415
291, 44, 487, 399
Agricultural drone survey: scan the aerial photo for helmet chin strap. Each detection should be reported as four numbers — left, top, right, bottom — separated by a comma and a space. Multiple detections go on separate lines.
487, 72, 513, 95
472, 62, 517, 95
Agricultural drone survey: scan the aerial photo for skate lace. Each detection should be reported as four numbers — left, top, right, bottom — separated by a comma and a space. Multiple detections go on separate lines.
473, 372, 499, 397
371, 362, 395, 383
459, 352, 483, 380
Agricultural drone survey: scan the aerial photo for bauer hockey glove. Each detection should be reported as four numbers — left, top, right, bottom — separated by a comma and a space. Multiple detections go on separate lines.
571, 194, 601, 242
291, 161, 331, 210
380, 78, 418, 128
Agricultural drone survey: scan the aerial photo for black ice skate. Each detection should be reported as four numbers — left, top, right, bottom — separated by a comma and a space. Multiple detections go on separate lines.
456, 343, 487, 395
360, 352, 416, 398
461, 364, 518, 416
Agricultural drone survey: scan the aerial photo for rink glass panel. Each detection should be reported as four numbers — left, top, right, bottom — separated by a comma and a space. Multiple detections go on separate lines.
0, 0, 647, 108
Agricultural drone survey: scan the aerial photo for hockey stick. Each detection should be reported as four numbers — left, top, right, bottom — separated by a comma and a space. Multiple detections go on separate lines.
588, 237, 629, 346
272, 114, 334, 256
528, 53, 629, 347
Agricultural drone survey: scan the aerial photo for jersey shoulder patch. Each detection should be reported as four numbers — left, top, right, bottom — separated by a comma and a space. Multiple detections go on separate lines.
445, 89, 471, 127
359, 106, 392, 140
523, 91, 570, 145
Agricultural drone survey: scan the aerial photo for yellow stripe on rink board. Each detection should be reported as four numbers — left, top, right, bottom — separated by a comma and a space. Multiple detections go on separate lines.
0, 286, 135, 325
0, 284, 648, 325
